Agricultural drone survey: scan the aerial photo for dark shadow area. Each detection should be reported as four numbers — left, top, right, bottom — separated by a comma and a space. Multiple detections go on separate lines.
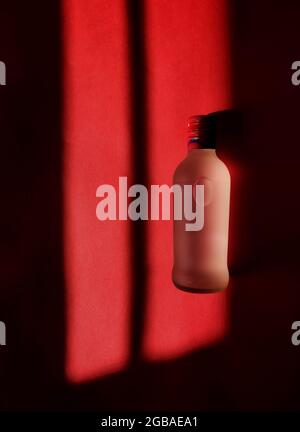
0, 1, 66, 410
220, 0, 300, 410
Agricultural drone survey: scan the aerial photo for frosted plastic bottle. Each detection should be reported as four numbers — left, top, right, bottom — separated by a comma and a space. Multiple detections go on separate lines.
172, 115, 230, 293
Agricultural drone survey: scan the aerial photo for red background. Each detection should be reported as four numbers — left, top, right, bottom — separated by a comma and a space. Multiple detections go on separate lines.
0, 0, 300, 411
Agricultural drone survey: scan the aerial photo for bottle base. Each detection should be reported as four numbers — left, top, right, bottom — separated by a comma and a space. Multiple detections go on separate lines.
172, 269, 229, 294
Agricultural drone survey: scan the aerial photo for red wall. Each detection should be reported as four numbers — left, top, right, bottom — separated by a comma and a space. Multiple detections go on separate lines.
63, 0, 232, 383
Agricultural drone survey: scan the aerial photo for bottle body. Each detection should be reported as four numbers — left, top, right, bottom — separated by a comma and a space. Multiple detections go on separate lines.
172, 149, 230, 293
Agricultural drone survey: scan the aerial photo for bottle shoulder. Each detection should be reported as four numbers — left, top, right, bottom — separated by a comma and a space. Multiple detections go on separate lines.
173, 151, 230, 182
